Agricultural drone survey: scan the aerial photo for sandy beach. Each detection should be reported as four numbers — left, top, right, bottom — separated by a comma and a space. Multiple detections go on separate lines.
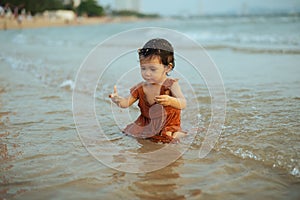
0, 15, 145, 30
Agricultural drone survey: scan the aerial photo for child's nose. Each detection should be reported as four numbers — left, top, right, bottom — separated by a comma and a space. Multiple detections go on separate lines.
145, 70, 151, 76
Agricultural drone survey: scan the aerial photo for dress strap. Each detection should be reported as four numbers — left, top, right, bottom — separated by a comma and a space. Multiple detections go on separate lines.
160, 78, 178, 95
130, 82, 144, 99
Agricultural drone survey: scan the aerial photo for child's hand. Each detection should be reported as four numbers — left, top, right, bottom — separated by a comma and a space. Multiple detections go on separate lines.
155, 95, 171, 106
109, 85, 122, 104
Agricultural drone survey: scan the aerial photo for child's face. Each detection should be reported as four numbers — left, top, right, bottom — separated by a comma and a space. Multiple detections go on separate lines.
140, 56, 170, 84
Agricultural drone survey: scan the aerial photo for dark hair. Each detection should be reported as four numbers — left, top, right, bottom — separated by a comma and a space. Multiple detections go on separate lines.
138, 38, 175, 69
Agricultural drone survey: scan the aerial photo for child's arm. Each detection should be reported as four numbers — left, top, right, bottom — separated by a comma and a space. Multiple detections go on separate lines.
154, 81, 186, 109
109, 85, 137, 108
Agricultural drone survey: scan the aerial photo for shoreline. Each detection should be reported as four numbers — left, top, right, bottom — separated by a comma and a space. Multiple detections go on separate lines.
0, 16, 154, 30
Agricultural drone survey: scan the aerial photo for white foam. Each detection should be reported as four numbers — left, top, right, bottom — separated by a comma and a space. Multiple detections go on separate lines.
291, 167, 300, 177
59, 80, 75, 90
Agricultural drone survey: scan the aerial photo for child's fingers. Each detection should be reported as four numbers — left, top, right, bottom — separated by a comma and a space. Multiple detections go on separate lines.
155, 95, 168, 104
109, 85, 118, 98
155, 95, 167, 101
155, 96, 162, 102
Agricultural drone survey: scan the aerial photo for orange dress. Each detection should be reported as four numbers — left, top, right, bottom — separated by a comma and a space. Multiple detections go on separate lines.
123, 78, 183, 143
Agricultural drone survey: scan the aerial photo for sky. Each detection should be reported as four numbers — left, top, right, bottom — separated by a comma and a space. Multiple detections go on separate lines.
98, 0, 300, 16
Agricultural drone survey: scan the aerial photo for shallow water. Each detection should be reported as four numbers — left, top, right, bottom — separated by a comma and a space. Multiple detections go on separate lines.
1, 15, 300, 199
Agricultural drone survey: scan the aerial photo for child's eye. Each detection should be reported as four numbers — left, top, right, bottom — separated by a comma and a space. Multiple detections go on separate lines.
151, 68, 156, 72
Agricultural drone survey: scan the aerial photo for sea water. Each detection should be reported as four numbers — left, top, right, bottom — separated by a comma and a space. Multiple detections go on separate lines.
0, 15, 299, 199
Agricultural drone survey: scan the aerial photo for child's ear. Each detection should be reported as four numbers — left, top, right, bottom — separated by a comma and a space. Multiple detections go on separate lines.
167, 63, 173, 71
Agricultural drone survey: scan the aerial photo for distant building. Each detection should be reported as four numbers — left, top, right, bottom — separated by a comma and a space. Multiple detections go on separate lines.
62, 0, 72, 5
114, 0, 140, 12
239, 2, 249, 16
43, 10, 76, 21
73, 0, 81, 7
61, 0, 81, 8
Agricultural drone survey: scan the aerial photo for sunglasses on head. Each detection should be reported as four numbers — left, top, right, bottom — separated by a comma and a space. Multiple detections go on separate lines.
138, 48, 162, 57
138, 48, 173, 56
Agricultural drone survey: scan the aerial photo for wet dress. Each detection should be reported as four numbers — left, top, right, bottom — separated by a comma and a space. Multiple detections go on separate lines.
123, 78, 183, 143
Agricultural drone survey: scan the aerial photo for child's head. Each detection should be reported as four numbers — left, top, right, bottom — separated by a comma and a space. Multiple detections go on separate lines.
138, 38, 175, 70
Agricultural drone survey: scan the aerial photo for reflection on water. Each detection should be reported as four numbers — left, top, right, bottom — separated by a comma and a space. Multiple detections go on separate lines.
130, 159, 188, 200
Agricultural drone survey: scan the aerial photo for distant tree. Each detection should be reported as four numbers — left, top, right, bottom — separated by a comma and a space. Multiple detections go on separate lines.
77, 0, 104, 16
112, 10, 160, 18
1, 0, 64, 15
76, 0, 104, 17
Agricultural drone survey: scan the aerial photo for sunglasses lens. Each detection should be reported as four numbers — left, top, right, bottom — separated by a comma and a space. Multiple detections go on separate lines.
138, 48, 160, 56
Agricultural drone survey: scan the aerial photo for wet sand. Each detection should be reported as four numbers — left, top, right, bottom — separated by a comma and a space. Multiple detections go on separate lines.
0, 16, 146, 30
